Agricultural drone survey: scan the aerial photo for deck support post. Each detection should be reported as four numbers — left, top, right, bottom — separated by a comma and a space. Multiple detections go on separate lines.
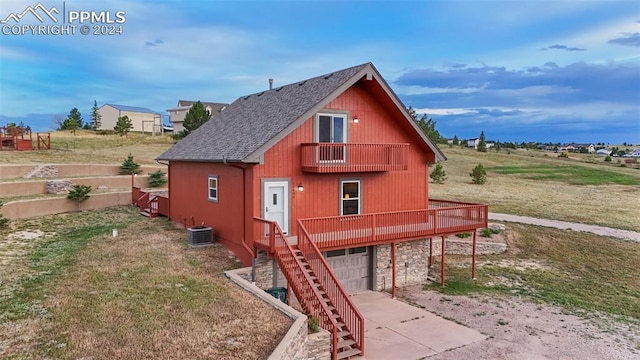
472, 230, 477, 280
391, 242, 397, 298
286, 282, 291, 306
440, 236, 446, 287
428, 237, 432, 268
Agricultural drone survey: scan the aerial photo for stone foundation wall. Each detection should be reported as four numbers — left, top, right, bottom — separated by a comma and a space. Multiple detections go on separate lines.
429, 238, 506, 256
375, 239, 430, 291
306, 330, 331, 360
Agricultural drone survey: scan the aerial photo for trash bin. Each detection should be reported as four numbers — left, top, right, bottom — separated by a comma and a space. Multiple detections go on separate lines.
265, 287, 287, 304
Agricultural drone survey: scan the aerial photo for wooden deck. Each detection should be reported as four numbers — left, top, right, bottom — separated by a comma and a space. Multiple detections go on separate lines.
256, 200, 488, 252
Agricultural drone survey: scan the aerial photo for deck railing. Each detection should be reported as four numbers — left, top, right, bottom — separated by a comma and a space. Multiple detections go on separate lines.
132, 186, 169, 217
299, 203, 488, 250
253, 218, 345, 359
298, 220, 365, 356
301, 143, 408, 173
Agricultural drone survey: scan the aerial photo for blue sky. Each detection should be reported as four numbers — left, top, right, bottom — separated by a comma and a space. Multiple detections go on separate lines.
0, 0, 638, 144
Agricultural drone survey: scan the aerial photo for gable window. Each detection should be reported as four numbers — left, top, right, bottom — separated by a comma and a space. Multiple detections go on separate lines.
208, 176, 218, 202
341, 180, 360, 215
316, 113, 347, 161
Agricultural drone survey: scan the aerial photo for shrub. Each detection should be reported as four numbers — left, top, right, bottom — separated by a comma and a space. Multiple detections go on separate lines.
558, 152, 569, 158
148, 170, 167, 187
308, 316, 320, 333
119, 153, 142, 175
0, 201, 9, 228
430, 163, 447, 184
67, 185, 92, 202
480, 228, 500, 238
456, 232, 471, 238
604, 156, 612, 162
470, 163, 487, 185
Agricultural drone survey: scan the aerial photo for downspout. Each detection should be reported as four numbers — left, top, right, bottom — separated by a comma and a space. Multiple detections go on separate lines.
223, 156, 251, 259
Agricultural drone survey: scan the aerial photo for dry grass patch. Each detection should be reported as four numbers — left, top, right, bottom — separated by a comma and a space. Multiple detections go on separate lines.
1, 207, 291, 359
0, 130, 174, 165
428, 224, 640, 323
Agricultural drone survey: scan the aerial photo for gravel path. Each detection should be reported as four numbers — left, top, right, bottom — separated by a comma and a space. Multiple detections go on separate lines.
489, 213, 640, 242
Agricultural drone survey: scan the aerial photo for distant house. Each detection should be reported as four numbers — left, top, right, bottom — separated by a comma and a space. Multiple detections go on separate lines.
560, 143, 595, 153
467, 138, 479, 148
596, 149, 611, 156
631, 149, 640, 157
166, 100, 227, 132
97, 104, 161, 133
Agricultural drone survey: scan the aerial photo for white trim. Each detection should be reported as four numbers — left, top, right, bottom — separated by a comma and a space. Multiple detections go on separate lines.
207, 175, 218, 202
262, 180, 290, 234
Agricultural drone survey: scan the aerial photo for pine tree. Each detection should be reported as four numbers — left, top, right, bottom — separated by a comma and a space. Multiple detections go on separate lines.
477, 131, 487, 152
119, 153, 142, 175
417, 114, 442, 143
182, 101, 211, 136
452, 135, 459, 146
148, 170, 167, 187
0, 201, 9, 228
61, 107, 83, 133
91, 100, 102, 130
430, 163, 447, 184
67, 185, 92, 202
470, 163, 487, 184
114, 115, 133, 137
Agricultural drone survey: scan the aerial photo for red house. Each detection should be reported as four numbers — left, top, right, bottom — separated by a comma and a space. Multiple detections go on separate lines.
157, 63, 487, 359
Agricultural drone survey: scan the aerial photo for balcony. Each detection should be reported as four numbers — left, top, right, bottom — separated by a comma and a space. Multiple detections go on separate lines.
301, 143, 409, 173
297, 200, 488, 251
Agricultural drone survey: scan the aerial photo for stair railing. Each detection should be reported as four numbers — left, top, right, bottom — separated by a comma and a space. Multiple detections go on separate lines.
298, 220, 365, 356
255, 218, 341, 359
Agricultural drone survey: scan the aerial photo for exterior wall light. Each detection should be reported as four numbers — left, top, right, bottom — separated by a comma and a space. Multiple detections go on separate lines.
297, 183, 304, 192
353, 116, 359, 123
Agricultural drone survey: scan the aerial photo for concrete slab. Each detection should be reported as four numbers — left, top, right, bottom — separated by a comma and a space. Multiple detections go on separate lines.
351, 291, 486, 360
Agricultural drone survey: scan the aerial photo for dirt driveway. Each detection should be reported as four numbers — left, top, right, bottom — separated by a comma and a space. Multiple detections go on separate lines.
398, 285, 639, 360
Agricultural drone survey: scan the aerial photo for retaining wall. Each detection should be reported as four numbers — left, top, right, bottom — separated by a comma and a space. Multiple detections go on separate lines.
1, 191, 132, 220
0, 175, 151, 197
225, 268, 331, 360
0, 164, 165, 179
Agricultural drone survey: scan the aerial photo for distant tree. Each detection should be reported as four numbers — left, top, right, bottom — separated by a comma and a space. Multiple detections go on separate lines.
61, 107, 83, 133
52, 114, 65, 129
477, 131, 487, 152
495, 139, 501, 152
604, 156, 612, 162
406, 106, 417, 121
119, 153, 142, 175
452, 135, 459, 146
430, 163, 447, 184
470, 163, 487, 185
91, 100, 102, 130
114, 115, 133, 137
417, 114, 442, 143
182, 101, 211, 136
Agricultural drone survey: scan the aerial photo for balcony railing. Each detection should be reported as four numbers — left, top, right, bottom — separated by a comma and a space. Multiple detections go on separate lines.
301, 143, 408, 173
298, 201, 488, 250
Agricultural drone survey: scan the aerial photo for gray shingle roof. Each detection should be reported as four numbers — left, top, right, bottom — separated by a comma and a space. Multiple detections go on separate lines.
157, 63, 369, 162
157, 62, 445, 163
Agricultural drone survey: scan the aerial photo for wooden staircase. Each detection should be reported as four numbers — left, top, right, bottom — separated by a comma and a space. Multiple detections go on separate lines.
291, 247, 362, 359
254, 218, 364, 359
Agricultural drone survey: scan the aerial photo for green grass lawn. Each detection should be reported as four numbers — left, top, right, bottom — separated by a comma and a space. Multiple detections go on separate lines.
488, 164, 640, 185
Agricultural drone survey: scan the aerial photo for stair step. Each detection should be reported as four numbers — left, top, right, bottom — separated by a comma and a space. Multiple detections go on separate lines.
337, 330, 350, 338
331, 313, 341, 319
337, 348, 361, 359
140, 209, 151, 217
336, 322, 345, 328
337, 339, 356, 348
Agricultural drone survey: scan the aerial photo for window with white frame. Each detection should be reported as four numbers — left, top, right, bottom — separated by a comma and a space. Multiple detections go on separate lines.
340, 180, 360, 215
208, 176, 218, 202
316, 113, 347, 162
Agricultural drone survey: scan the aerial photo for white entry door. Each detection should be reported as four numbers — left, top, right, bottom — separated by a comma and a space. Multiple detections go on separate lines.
263, 181, 289, 234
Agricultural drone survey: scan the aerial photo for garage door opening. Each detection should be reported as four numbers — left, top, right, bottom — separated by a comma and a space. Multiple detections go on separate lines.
324, 246, 371, 294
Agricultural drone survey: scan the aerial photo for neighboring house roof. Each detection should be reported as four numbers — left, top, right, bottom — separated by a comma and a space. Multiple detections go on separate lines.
167, 101, 227, 113
157, 62, 445, 163
102, 104, 159, 114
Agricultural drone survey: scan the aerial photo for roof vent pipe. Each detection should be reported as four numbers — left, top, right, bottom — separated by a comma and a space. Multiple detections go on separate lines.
268, 78, 273, 90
